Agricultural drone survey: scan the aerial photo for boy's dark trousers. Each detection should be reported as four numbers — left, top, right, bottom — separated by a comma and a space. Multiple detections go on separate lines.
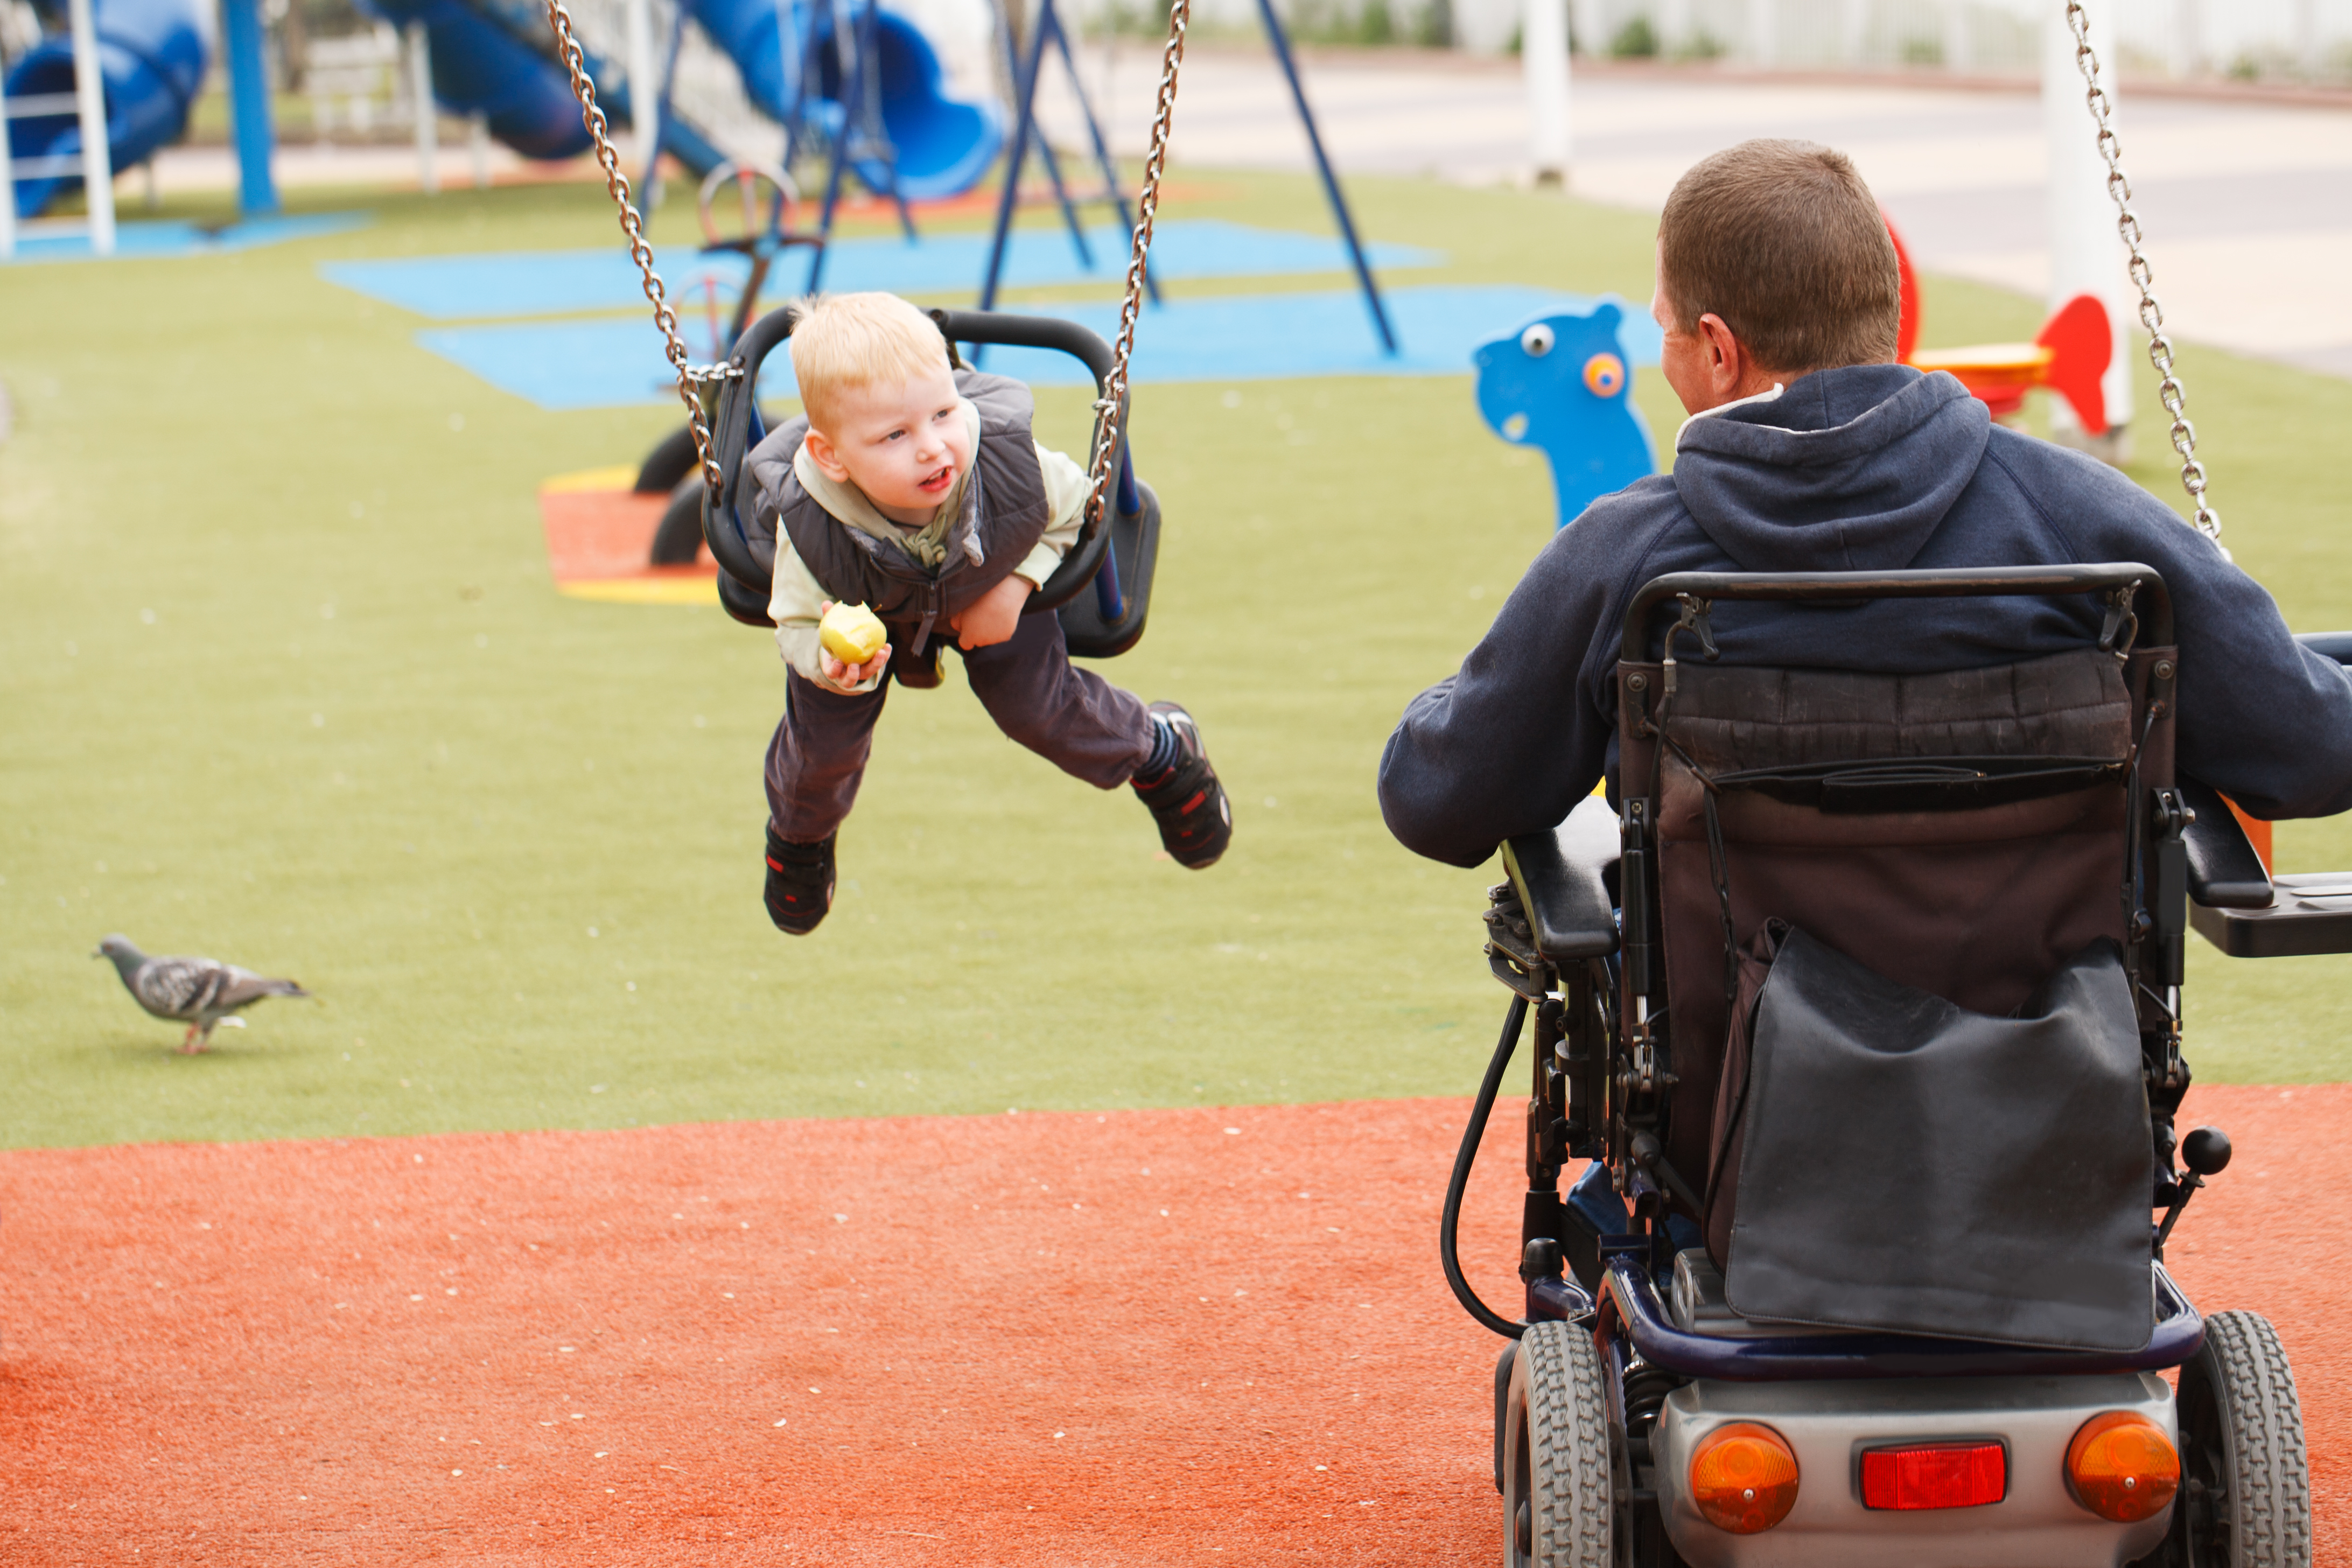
765, 610, 1156, 843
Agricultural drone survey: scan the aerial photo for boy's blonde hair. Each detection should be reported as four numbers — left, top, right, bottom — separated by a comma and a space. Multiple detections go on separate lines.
789, 292, 951, 432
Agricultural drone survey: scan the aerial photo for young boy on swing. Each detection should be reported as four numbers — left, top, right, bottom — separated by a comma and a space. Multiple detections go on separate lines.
749, 291, 1233, 934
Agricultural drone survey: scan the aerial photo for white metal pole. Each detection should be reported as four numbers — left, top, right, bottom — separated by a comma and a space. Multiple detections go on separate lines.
1569, 0, 1600, 57
67, 0, 114, 255
627, 0, 659, 174
2169, 0, 2199, 79
1941, 0, 1970, 73
0, 54, 16, 261
1837, 0, 1865, 64
408, 21, 439, 193
1657, 0, 1688, 54
1746, 0, 1774, 66
2044, 0, 2131, 449
1525, 0, 1569, 186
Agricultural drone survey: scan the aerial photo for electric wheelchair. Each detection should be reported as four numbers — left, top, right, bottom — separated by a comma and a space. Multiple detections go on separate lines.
1443, 564, 2342, 1567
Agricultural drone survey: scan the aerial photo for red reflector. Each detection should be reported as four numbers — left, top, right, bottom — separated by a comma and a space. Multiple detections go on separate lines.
1860, 1443, 2006, 1510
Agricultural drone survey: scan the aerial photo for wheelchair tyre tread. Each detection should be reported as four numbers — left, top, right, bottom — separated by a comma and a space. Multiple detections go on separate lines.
2169, 1310, 2311, 1568
1511, 1321, 1612, 1568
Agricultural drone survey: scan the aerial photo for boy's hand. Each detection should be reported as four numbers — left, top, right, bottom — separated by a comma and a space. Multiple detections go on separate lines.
950, 573, 1033, 650
814, 600, 891, 693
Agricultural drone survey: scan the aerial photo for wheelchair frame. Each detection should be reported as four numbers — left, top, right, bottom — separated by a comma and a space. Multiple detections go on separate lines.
1443, 564, 2330, 1568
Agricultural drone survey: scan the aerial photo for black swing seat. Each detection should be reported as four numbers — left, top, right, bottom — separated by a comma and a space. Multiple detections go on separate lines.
698, 304, 1160, 660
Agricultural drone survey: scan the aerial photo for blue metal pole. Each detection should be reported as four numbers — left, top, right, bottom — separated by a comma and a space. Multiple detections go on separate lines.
1252, 0, 1394, 353
1046, 2, 1154, 302
220, 0, 278, 216
976, 0, 1053, 318
855, 0, 918, 242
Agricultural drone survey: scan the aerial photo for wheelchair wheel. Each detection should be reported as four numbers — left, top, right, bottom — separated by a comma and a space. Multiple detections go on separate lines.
2166, 1310, 2311, 1567
1502, 1320, 1612, 1568
650, 480, 707, 566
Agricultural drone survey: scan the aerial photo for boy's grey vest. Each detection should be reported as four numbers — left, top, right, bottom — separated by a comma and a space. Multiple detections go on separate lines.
745, 369, 1051, 652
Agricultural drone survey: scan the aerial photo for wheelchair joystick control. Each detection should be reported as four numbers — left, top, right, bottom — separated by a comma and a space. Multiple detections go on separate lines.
2182, 1125, 2232, 1177
1521, 1237, 1565, 1283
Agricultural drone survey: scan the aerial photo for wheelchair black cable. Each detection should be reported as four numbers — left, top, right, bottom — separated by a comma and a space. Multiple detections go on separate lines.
1440, 992, 1530, 1339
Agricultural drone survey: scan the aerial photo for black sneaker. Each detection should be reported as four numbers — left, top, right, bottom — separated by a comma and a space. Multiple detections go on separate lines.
764, 827, 836, 934
1133, 702, 1232, 869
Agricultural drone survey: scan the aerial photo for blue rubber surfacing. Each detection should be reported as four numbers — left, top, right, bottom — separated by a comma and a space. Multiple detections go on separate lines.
9, 213, 369, 263
319, 220, 1443, 321
418, 286, 1667, 407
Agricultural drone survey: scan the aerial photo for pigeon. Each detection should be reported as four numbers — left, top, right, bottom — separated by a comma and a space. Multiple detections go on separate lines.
94, 935, 312, 1053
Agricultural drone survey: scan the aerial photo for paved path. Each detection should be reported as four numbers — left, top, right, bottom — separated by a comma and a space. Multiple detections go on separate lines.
1045, 50, 2352, 378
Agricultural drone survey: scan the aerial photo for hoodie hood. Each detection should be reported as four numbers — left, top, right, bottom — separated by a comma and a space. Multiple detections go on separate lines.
1671, 365, 1991, 572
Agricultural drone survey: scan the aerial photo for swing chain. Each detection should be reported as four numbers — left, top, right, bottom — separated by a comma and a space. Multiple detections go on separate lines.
1086, 0, 1192, 529
543, 0, 730, 495
2065, 0, 2220, 547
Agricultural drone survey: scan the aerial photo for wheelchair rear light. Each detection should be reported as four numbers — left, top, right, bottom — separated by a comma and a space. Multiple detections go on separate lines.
1859, 1442, 2006, 1510
1689, 1422, 1800, 1534
2065, 1412, 2180, 1523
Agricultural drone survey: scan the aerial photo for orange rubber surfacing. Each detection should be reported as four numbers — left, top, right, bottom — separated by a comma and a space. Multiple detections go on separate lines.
538, 468, 718, 607
1, 1088, 2343, 1564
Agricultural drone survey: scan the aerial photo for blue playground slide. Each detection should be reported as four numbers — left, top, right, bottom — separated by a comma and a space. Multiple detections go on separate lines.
6, 0, 999, 218
5, 0, 210, 218
707, 0, 1003, 199
357, 0, 1000, 199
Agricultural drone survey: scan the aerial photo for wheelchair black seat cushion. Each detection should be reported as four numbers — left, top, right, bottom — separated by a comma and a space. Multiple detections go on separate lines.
1717, 926, 2153, 1352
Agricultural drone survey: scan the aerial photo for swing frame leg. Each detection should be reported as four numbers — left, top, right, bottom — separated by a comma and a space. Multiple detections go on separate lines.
1252, 0, 1395, 354
1044, 0, 1158, 304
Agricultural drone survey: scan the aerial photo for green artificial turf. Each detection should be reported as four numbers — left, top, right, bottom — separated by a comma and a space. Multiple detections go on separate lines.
3, 169, 2348, 1151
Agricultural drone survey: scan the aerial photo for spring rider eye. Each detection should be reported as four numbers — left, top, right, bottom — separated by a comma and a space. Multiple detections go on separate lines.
1521, 323, 1556, 357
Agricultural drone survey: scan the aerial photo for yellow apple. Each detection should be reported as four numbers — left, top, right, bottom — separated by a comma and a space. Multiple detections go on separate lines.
818, 601, 888, 666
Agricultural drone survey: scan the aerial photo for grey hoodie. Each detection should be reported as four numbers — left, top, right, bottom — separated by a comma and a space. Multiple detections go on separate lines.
1380, 363, 2352, 867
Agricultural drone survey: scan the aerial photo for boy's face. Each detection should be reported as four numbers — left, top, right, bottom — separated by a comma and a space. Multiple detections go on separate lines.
802, 362, 973, 527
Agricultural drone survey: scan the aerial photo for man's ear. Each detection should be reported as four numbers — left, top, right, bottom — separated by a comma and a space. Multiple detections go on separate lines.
801, 425, 853, 484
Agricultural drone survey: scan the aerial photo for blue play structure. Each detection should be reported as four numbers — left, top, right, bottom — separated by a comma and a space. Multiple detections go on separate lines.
4, 0, 1001, 220
351, 0, 1000, 197
4, 0, 208, 218
1473, 297, 1658, 528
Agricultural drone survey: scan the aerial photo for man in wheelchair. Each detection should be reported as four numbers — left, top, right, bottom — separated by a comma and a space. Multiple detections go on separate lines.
1378, 140, 2352, 1567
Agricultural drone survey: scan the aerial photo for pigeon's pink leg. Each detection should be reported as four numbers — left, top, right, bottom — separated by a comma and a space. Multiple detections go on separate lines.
179, 1024, 206, 1054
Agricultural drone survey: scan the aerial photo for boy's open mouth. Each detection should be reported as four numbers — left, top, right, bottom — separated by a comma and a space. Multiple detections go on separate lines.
918, 462, 956, 495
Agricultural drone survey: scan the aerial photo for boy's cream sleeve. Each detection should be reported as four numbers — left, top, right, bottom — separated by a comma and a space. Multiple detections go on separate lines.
1011, 441, 1093, 589
769, 535, 884, 695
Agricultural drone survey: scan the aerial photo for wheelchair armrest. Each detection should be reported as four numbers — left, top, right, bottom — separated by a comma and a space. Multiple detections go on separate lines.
2192, 876, 2352, 957
1499, 795, 1620, 961
2179, 775, 2273, 911
2294, 630, 2352, 665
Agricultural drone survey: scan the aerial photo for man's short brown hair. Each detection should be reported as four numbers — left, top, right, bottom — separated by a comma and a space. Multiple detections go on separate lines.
1656, 139, 1901, 374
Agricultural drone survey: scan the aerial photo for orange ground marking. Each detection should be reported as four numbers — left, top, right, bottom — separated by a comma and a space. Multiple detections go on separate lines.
0, 1087, 2341, 1563
538, 469, 717, 607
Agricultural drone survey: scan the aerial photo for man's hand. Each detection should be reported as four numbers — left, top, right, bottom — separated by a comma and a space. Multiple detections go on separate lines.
950, 573, 1033, 651
813, 599, 891, 693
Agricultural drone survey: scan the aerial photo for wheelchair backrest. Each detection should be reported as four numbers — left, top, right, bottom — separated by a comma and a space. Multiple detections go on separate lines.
1614, 568, 2178, 1196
